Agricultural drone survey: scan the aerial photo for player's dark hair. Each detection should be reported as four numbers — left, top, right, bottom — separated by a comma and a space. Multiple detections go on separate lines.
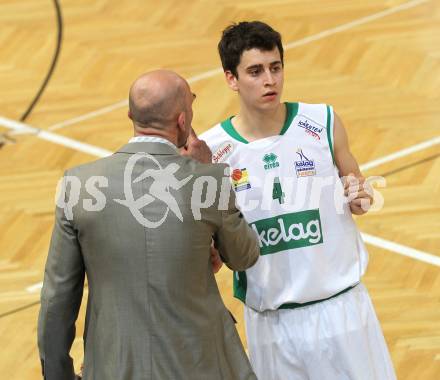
218, 21, 284, 77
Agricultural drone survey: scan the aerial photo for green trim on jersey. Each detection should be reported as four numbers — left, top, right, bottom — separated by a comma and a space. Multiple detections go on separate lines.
220, 118, 249, 144
233, 271, 247, 303
279, 283, 357, 310
220, 102, 299, 143
280, 102, 299, 135
326, 105, 335, 164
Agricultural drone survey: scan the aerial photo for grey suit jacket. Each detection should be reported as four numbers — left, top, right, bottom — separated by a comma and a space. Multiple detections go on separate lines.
38, 142, 259, 380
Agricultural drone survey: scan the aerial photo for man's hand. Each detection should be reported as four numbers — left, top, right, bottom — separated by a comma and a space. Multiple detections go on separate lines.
210, 245, 223, 273
75, 362, 83, 379
180, 128, 212, 163
343, 173, 373, 215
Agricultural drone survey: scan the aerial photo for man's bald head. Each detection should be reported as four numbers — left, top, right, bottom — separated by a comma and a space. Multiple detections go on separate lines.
128, 70, 190, 130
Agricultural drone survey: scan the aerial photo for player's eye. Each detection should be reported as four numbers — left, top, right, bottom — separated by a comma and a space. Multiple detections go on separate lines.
248, 68, 261, 76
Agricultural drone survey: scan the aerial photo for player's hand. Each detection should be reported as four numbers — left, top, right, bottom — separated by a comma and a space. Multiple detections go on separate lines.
343, 173, 373, 215
210, 245, 223, 273
180, 128, 212, 163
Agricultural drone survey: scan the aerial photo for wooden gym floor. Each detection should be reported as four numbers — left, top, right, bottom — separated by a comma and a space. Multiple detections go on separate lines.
0, 0, 439, 378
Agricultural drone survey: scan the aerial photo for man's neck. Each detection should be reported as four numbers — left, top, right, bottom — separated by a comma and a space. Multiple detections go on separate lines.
134, 127, 178, 146
232, 102, 286, 142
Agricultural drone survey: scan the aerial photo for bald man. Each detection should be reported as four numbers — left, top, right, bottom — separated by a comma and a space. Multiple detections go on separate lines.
38, 70, 259, 380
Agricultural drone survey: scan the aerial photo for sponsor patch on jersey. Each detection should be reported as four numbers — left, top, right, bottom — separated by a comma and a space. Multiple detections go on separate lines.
262, 152, 280, 170
294, 149, 316, 177
213, 141, 234, 163
297, 117, 323, 140
231, 168, 251, 192
250, 209, 323, 255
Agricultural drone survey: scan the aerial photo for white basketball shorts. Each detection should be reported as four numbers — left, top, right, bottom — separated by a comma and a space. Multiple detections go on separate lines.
244, 283, 396, 380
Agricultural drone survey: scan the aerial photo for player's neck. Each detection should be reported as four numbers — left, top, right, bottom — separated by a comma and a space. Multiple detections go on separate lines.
233, 102, 286, 142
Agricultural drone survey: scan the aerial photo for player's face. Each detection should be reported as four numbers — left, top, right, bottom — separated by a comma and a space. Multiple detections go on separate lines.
227, 47, 284, 110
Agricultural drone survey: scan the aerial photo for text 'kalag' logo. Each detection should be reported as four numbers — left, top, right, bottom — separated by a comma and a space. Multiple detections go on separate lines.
294, 149, 316, 177
115, 153, 193, 228
251, 209, 323, 255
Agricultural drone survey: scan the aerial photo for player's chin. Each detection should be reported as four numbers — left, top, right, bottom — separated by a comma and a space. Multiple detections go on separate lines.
259, 97, 280, 109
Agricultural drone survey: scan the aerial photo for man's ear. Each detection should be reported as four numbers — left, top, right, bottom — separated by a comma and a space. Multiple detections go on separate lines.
225, 71, 239, 92
128, 110, 133, 120
177, 111, 186, 133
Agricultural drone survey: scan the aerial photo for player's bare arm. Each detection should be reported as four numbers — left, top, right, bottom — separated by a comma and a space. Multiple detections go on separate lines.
333, 112, 373, 215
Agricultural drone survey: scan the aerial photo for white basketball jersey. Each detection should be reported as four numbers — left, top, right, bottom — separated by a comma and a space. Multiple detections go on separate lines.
200, 102, 368, 311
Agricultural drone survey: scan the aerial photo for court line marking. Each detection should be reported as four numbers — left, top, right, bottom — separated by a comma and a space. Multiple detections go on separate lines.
283, 0, 429, 50
45, 0, 429, 132
2, 113, 439, 169
48, 100, 128, 132
27, 232, 439, 293
362, 233, 440, 267
26, 283, 44, 293
0, 116, 113, 157
360, 137, 440, 172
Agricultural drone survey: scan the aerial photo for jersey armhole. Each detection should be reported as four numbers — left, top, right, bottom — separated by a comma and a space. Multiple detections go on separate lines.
326, 105, 335, 165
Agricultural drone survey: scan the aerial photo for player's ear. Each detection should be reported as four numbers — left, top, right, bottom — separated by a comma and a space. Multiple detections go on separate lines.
225, 71, 239, 92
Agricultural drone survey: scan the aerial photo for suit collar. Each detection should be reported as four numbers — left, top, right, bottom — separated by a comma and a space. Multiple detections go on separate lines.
129, 135, 177, 149
115, 142, 178, 155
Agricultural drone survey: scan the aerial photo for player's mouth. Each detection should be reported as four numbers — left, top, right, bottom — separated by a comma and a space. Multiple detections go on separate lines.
262, 91, 277, 100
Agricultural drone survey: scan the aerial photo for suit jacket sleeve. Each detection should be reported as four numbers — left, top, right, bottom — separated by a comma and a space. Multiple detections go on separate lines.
38, 173, 85, 380
215, 184, 259, 271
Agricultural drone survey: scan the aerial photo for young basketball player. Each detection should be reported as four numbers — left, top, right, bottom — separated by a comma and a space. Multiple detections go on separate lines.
200, 21, 396, 380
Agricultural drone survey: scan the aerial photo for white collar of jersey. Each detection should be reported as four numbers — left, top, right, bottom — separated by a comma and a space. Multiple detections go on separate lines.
129, 136, 177, 151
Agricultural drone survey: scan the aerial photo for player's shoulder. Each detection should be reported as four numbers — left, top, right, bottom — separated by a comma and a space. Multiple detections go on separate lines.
199, 122, 229, 146
294, 101, 335, 128
296, 101, 331, 115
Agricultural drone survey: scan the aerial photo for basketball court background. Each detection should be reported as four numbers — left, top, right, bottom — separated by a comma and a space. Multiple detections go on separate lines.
0, 0, 439, 378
